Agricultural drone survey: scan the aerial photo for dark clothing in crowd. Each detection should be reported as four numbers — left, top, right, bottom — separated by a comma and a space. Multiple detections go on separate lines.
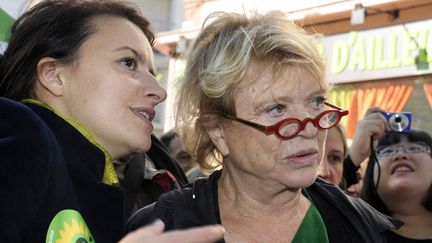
148, 135, 188, 185
127, 170, 401, 243
0, 98, 187, 242
1, 98, 124, 242
386, 230, 432, 243
117, 135, 188, 218
1, 98, 81, 242
343, 155, 361, 188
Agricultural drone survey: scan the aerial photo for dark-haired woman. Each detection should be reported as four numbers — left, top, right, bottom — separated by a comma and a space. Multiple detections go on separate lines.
0, 0, 223, 242
361, 129, 432, 242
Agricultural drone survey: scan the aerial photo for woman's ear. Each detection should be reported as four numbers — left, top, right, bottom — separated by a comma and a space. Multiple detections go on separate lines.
36, 57, 65, 96
207, 124, 229, 156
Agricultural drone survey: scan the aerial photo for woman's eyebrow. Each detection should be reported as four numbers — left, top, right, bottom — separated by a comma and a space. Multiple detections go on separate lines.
114, 46, 144, 63
270, 89, 326, 103
114, 46, 156, 75
306, 89, 327, 99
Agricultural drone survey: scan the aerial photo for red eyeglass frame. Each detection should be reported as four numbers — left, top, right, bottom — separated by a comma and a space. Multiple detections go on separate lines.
220, 102, 349, 140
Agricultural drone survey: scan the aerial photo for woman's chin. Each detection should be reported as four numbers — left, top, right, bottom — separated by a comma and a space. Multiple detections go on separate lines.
130, 141, 152, 155
281, 172, 317, 189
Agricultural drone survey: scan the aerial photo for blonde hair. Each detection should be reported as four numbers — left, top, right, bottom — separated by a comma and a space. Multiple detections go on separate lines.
175, 11, 328, 169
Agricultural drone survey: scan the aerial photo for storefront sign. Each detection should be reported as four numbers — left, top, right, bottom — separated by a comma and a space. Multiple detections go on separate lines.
323, 19, 432, 83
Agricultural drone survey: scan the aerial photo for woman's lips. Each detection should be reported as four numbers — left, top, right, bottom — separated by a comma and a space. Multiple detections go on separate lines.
131, 107, 155, 128
391, 162, 414, 175
286, 149, 318, 167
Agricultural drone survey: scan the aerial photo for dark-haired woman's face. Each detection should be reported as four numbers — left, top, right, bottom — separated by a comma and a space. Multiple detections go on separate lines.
56, 15, 167, 158
376, 137, 432, 205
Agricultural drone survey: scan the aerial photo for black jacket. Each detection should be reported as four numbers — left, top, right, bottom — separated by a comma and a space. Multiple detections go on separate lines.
1, 98, 79, 242
0, 98, 123, 243
1, 98, 189, 242
128, 170, 401, 243
120, 135, 188, 218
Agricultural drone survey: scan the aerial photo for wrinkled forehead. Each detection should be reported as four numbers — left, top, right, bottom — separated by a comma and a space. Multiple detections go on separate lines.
230, 61, 326, 115
240, 60, 327, 93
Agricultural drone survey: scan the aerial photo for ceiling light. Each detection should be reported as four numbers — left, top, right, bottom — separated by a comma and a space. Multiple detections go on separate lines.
351, 3, 366, 25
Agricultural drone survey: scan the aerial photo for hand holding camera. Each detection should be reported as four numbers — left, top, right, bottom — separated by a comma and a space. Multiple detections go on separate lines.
349, 108, 413, 166
349, 107, 390, 166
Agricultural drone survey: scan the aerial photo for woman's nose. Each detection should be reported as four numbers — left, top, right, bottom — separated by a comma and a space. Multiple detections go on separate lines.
393, 146, 410, 160
318, 161, 331, 180
144, 76, 167, 105
295, 110, 319, 138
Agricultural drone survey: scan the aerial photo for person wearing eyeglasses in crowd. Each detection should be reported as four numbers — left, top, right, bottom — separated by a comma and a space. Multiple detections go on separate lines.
361, 129, 432, 242
0, 0, 224, 242
127, 11, 401, 242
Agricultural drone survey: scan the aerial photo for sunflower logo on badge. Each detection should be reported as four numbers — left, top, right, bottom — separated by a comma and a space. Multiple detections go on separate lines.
46, 209, 94, 243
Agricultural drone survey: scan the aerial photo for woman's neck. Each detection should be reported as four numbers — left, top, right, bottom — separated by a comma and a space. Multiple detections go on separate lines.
392, 206, 432, 239
218, 167, 307, 219
218, 168, 312, 243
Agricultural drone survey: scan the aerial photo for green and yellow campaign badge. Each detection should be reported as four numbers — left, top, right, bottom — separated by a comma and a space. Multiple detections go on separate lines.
46, 209, 94, 243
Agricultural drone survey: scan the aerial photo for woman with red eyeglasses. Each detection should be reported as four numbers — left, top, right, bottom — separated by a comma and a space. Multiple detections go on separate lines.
128, 11, 401, 242
361, 129, 432, 242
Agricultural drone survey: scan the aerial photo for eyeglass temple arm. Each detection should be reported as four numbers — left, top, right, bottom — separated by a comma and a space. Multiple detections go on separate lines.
221, 113, 267, 131
324, 102, 349, 115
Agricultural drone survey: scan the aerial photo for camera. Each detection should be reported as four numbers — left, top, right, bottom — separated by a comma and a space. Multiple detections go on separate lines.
381, 112, 412, 133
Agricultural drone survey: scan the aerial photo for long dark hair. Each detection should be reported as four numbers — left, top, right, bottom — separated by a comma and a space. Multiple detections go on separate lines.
0, 0, 154, 100
360, 129, 432, 215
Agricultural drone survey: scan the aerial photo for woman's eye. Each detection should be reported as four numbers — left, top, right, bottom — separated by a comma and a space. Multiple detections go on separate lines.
266, 104, 286, 117
120, 58, 137, 70
312, 96, 326, 108
379, 148, 394, 155
329, 154, 342, 163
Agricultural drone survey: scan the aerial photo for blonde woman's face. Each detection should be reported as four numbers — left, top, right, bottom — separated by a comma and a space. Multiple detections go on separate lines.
56, 16, 167, 159
219, 64, 327, 189
317, 127, 344, 185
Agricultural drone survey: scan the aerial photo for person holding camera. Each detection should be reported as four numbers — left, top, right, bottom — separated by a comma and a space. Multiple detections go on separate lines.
360, 128, 432, 241
340, 107, 391, 188
344, 107, 432, 241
